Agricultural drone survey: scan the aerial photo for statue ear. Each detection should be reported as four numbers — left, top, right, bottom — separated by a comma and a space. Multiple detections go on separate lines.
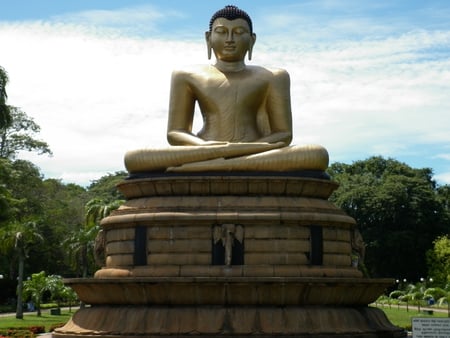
205, 31, 212, 60
248, 33, 256, 61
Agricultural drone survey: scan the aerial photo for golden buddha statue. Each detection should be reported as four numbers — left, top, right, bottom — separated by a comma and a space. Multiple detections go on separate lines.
125, 5, 328, 173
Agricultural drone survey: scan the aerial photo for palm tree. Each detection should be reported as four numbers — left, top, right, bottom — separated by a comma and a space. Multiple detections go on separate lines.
64, 198, 124, 277
59, 282, 79, 312
400, 283, 426, 312
64, 225, 99, 278
85, 198, 124, 227
434, 285, 450, 318
22, 271, 47, 316
46, 274, 64, 309
0, 220, 43, 319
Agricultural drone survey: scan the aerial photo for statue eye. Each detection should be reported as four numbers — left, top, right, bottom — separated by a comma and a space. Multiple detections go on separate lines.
234, 28, 246, 35
214, 27, 227, 34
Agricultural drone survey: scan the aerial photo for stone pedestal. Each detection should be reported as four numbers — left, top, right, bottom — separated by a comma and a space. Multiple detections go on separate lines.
54, 172, 406, 337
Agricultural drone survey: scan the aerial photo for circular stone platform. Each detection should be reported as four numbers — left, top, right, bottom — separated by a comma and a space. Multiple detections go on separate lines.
97, 173, 360, 279
54, 172, 405, 338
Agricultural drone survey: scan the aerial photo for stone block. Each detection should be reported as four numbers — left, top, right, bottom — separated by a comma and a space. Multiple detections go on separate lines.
149, 239, 210, 253
248, 180, 268, 194
132, 265, 180, 277
228, 180, 248, 194
323, 240, 352, 254
148, 225, 210, 239
242, 265, 274, 276
106, 253, 133, 267
147, 253, 210, 265
154, 181, 172, 195
106, 228, 135, 242
245, 253, 308, 265
323, 227, 351, 241
105, 240, 134, 255
246, 239, 310, 253
273, 265, 301, 277
245, 225, 310, 239
323, 253, 351, 266
189, 179, 211, 194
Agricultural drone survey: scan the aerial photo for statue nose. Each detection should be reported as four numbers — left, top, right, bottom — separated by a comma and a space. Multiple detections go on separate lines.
226, 32, 235, 42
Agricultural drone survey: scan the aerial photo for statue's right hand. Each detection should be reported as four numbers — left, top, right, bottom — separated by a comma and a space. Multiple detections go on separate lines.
201, 140, 229, 146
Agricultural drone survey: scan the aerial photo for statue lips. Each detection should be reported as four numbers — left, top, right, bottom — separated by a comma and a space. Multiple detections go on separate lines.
224, 42, 236, 49
223, 44, 237, 54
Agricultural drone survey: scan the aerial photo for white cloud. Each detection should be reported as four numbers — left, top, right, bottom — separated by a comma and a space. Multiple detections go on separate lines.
49, 4, 185, 36
1, 11, 450, 186
434, 172, 450, 185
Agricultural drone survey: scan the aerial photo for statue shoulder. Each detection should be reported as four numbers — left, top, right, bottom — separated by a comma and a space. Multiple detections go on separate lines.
171, 65, 211, 79
248, 65, 290, 80
269, 67, 290, 80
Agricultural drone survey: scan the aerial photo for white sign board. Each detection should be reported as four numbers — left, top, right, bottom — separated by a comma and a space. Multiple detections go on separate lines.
412, 317, 450, 338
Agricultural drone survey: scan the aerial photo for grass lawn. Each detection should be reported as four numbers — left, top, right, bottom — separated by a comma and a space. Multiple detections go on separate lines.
373, 305, 449, 330
0, 310, 73, 332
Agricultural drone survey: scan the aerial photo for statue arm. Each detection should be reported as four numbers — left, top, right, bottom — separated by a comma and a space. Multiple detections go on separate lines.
167, 70, 205, 146
258, 69, 293, 146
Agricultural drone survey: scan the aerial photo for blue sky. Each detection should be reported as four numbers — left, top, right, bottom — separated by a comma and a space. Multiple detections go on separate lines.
1, 0, 449, 186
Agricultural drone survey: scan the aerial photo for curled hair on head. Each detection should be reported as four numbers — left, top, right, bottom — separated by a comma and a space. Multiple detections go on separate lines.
209, 5, 253, 33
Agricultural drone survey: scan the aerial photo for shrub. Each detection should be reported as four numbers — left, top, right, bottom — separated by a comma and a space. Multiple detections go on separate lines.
0, 329, 34, 338
28, 326, 45, 334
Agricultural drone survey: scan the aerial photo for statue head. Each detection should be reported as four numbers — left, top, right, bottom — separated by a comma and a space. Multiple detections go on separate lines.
209, 5, 253, 34
205, 5, 257, 61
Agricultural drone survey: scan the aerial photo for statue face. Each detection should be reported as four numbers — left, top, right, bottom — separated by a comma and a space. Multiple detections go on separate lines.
208, 18, 255, 62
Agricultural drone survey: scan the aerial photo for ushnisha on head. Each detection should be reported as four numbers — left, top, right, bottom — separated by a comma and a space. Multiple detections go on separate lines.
205, 5, 257, 61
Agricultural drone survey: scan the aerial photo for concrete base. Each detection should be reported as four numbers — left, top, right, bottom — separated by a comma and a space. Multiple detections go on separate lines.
61, 277, 394, 306
54, 305, 405, 337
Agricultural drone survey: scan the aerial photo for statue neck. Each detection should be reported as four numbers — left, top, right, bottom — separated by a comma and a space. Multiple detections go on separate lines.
214, 60, 246, 73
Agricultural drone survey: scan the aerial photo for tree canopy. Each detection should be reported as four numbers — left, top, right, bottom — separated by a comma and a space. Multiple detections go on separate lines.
0, 66, 12, 129
0, 107, 52, 159
427, 235, 450, 285
328, 156, 449, 281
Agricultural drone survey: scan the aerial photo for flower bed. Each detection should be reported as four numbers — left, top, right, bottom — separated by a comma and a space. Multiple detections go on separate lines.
0, 325, 45, 338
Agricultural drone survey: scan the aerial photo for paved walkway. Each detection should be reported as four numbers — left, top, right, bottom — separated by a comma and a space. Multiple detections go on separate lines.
374, 303, 449, 314
0, 306, 79, 317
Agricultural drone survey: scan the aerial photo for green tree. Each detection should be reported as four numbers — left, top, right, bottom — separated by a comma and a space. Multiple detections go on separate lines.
0, 158, 17, 222
427, 235, 450, 285
328, 156, 447, 280
397, 283, 426, 312
87, 171, 127, 201
0, 160, 55, 277
0, 107, 52, 159
0, 159, 41, 300
6, 160, 45, 218
65, 198, 124, 277
64, 225, 99, 278
0, 66, 12, 129
46, 274, 75, 309
37, 179, 88, 276
85, 198, 124, 227
0, 221, 43, 318
424, 286, 448, 304
435, 285, 450, 317
60, 283, 79, 312
22, 271, 47, 316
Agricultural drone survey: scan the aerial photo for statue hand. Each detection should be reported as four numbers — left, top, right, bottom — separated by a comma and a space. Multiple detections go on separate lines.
200, 140, 229, 146
227, 141, 285, 149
